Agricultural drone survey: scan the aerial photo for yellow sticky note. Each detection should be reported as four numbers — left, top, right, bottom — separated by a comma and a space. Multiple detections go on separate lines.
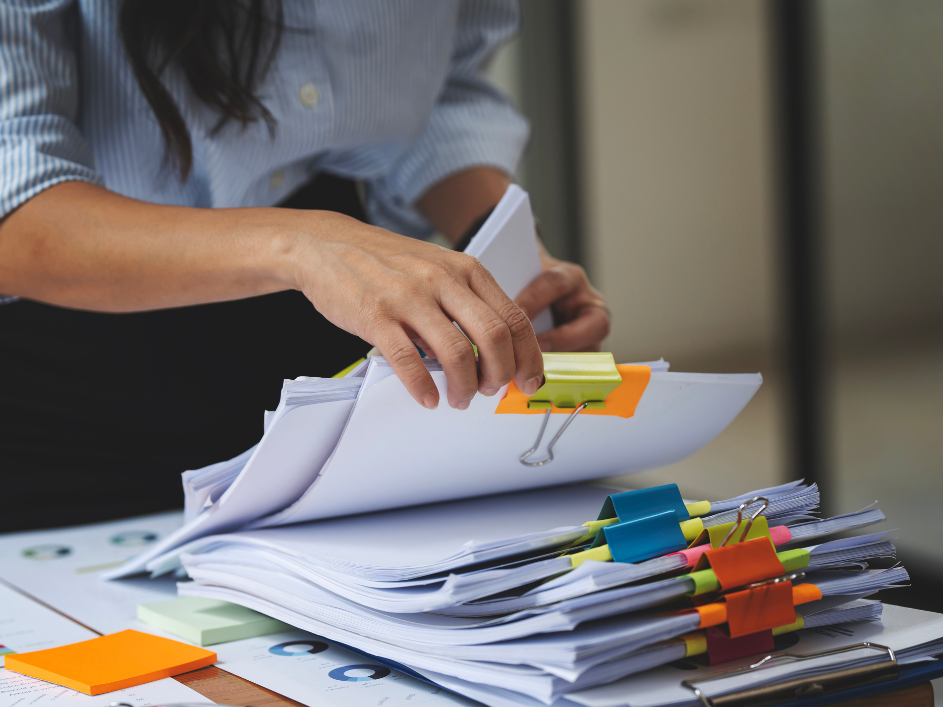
5, 629, 217, 695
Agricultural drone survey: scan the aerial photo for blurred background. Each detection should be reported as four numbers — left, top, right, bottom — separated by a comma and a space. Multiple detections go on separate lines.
488, 0, 943, 610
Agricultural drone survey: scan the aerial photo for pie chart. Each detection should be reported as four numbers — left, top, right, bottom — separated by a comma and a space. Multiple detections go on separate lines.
22, 544, 71, 560
328, 664, 391, 682
268, 640, 329, 656
111, 530, 159, 546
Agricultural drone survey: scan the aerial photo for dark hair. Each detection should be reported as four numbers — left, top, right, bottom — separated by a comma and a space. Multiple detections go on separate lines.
119, 0, 284, 180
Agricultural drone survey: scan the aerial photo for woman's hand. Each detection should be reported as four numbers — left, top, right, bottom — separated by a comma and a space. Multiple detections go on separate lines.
515, 247, 611, 352
283, 212, 545, 411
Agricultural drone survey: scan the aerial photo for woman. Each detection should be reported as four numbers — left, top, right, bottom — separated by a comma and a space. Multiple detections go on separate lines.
0, 0, 609, 531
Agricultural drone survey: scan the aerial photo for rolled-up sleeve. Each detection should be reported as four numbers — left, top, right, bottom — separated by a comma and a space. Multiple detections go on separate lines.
365, 0, 530, 237
0, 0, 103, 221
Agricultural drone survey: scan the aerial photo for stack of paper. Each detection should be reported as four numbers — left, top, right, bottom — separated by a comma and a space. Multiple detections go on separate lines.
164, 480, 913, 705
93, 183, 938, 704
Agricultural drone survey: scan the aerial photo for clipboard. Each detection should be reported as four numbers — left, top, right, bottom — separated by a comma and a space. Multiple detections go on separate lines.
681, 640, 943, 707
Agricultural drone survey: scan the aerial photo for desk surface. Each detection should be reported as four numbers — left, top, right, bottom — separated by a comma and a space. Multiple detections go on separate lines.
174, 665, 935, 707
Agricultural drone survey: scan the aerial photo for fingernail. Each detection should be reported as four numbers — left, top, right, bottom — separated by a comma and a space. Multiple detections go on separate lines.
523, 376, 543, 396
457, 399, 470, 411
482, 387, 499, 397
422, 393, 438, 410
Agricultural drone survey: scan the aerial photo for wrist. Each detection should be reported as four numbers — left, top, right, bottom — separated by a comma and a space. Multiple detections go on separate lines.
240, 207, 321, 292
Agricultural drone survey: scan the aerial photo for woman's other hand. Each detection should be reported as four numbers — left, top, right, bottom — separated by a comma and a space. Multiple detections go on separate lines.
515, 247, 611, 352
417, 166, 610, 356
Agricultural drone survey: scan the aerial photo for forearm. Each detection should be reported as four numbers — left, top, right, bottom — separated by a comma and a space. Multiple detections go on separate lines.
0, 178, 545, 409
0, 181, 306, 312
416, 167, 511, 245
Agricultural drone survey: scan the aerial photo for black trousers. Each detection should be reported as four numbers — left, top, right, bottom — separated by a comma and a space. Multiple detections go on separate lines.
0, 174, 371, 532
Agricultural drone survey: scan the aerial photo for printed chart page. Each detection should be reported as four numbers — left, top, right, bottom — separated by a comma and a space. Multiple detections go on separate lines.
215, 629, 479, 707
0, 670, 207, 707
0, 513, 182, 634
0, 582, 94, 668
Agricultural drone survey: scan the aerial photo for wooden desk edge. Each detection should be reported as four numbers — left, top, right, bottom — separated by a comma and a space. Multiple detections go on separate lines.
174, 666, 934, 707
175, 666, 307, 707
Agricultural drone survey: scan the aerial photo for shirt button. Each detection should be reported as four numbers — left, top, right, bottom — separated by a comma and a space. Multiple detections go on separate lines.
298, 83, 319, 108
270, 171, 283, 189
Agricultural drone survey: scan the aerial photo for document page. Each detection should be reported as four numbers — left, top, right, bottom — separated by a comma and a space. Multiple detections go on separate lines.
0, 671, 206, 707
215, 629, 478, 707
0, 582, 94, 668
260, 370, 761, 524
0, 513, 181, 634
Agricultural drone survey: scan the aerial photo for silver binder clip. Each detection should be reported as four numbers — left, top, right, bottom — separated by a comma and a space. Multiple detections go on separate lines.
520, 403, 587, 467
742, 570, 807, 592
518, 352, 623, 467
718, 496, 770, 547
681, 642, 898, 707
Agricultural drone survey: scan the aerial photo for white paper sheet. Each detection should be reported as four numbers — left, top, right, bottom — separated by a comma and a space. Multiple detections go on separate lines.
0, 582, 96, 668
213, 629, 478, 707
104, 397, 356, 579
465, 185, 553, 333
187, 483, 608, 579
257, 369, 762, 525
181, 549, 572, 614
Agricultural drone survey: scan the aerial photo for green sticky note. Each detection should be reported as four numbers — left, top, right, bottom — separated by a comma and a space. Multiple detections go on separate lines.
777, 548, 811, 573
689, 568, 721, 596
137, 597, 289, 646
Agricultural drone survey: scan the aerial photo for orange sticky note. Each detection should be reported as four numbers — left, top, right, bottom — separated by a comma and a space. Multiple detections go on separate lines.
495, 364, 651, 418
5, 629, 217, 695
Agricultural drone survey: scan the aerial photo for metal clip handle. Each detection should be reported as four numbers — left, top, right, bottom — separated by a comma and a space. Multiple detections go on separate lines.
718, 497, 771, 547
520, 403, 587, 467
742, 571, 807, 592
682, 641, 899, 707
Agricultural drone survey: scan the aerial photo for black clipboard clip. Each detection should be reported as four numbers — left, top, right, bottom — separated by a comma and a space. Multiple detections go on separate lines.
681, 641, 899, 707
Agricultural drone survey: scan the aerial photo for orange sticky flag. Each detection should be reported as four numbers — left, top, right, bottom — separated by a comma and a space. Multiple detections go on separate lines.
5, 629, 216, 695
495, 364, 651, 418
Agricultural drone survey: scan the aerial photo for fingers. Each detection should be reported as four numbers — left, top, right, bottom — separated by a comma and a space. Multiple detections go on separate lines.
515, 259, 610, 353
373, 325, 441, 410
515, 264, 581, 320
437, 283, 516, 396
405, 305, 480, 409
536, 303, 611, 353
465, 260, 544, 396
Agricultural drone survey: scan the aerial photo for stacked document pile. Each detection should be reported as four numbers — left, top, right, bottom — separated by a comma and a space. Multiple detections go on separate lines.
167, 481, 911, 707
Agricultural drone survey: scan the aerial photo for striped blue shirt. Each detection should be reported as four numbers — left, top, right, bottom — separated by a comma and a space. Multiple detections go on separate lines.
0, 0, 529, 304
